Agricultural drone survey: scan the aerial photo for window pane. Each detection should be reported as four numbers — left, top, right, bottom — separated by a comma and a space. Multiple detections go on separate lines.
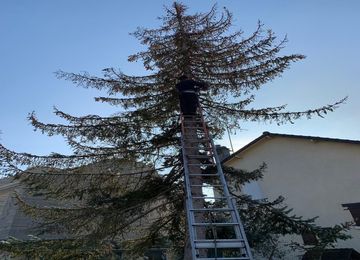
302, 232, 318, 245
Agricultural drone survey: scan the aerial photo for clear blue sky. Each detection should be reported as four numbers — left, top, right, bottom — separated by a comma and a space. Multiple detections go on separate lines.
0, 0, 359, 155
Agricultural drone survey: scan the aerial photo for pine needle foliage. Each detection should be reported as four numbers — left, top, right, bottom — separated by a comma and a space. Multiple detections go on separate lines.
0, 2, 348, 259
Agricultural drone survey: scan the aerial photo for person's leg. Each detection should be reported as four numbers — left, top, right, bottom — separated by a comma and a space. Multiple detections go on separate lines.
188, 94, 198, 115
179, 94, 186, 114
180, 94, 191, 115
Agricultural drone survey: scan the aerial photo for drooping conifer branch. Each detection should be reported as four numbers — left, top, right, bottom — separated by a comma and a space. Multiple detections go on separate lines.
0, 2, 349, 258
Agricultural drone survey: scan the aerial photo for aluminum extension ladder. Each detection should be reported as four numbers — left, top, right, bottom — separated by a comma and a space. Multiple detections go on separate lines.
180, 110, 253, 260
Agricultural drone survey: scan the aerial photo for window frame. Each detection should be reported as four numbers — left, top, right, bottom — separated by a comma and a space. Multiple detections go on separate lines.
301, 231, 318, 246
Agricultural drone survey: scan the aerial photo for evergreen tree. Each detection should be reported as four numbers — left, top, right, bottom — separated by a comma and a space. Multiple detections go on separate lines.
0, 3, 348, 259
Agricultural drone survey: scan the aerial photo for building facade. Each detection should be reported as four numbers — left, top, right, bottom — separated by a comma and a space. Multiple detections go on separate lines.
224, 132, 360, 258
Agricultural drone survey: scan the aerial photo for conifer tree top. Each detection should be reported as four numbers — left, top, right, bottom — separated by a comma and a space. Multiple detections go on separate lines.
0, 2, 348, 259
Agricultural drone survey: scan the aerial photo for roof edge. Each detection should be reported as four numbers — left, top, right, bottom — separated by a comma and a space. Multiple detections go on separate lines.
223, 132, 360, 164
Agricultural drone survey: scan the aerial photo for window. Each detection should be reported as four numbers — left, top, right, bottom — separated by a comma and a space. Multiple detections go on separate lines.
301, 232, 318, 245
342, 202, 360, 226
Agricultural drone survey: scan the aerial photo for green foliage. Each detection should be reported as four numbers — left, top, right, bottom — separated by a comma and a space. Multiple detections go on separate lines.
0, 237, 111, 259
0, 2, 348, 259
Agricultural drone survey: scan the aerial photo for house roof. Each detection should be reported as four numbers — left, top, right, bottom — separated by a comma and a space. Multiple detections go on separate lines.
223, 132, 360, 163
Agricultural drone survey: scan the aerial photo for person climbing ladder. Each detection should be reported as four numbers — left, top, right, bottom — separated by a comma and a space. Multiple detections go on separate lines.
176, 75, 208, 115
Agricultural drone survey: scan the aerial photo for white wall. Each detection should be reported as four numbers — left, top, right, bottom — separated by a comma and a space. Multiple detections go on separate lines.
225, 136, 360, 253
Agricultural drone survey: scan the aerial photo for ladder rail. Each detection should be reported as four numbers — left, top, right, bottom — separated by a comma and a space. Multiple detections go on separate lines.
210, 137, 254, 259
181, 133, 198, 260
198, 106, 215, 164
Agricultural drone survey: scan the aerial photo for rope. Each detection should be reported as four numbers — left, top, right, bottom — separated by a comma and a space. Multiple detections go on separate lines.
226, 124, 234, 153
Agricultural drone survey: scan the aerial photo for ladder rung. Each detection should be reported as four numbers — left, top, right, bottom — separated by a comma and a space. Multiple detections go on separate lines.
197, 257, 250, 260
190, 208, 234, 212
183, 120, 202, 122
187, 154, 212, 158
182, 115, 200, 118
192, 196, 230, 199
189, 174, 219, 177
183, 133, 206, 136
182, 124, 202, 127
184, 147, 212, 151
194, 239, 246, 249
192, 222, 239, 226
183, 135, 207, 139
185, 138, 210, 143
184, 139, 207, 143
186, 153, 211, 156
188, 163, 214, 166
183, 144, 209, 147
190, 184, 223, 187
182, 118, 201, 122
183, 126, 204, 129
